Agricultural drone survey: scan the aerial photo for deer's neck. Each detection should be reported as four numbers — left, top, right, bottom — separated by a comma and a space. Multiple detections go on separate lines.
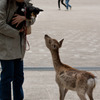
51, 50, 62, 71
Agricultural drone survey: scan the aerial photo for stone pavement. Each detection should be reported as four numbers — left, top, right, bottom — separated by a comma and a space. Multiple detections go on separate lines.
23, 70, 100, 100
23, 0, 100, 99
24, 0, 100, 67
0, 0, 100, 100
0, 69, 100, 100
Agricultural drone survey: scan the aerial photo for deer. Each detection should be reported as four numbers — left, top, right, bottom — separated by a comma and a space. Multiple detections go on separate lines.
44, 34, 96, 100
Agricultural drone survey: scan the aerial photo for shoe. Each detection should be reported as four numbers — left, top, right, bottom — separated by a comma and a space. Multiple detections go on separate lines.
70, 6, 72, 10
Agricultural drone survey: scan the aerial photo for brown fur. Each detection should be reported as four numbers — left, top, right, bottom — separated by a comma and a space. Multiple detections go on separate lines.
44, 35, 96, 100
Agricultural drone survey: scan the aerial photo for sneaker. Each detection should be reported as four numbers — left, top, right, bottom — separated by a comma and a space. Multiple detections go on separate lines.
70, 6, 72, 10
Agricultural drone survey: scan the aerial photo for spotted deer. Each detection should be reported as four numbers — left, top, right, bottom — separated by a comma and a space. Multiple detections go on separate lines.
44, 34, 96, 100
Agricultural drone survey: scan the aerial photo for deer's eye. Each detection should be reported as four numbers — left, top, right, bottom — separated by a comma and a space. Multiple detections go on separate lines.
53, 45, 56, 48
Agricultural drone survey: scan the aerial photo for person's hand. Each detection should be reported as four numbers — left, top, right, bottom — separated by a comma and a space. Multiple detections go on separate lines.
12, 14, 26, 27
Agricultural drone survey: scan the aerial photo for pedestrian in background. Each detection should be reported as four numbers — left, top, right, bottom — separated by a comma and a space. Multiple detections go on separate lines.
58, 0, 66, 10
65, 0, 72, 10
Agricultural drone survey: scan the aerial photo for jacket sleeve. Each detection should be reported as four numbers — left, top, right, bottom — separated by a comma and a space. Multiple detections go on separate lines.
0, 0, 19, 38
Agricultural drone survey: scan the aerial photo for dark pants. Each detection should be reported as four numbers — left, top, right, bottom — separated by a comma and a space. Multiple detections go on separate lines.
0, 59, 24, 100
58, 0, 66, 9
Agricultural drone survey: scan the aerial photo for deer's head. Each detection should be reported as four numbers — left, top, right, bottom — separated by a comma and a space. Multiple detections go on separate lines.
44, 34, 64, 51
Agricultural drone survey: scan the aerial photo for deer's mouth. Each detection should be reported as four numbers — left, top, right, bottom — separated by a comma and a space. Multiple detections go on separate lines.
45, 34, 49, 38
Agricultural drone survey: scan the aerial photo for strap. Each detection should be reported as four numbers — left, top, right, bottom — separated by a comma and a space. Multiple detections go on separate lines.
24, 7, 30, 51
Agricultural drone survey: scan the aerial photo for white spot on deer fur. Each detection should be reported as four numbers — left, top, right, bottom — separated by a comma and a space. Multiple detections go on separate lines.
87, 78, 96, 87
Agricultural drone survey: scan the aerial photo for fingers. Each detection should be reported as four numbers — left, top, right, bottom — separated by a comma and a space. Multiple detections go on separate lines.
12, 14, 19, 20
12, 15, 19, 25
11, 15, 26, 27
12, 19, 18, 25
16, 22, 20, 28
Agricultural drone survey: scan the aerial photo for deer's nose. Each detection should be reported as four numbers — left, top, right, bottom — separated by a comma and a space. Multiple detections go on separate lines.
45, 34, 49, 38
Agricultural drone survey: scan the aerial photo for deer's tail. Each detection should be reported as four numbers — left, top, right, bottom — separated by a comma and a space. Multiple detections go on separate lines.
87, 77, 96, 89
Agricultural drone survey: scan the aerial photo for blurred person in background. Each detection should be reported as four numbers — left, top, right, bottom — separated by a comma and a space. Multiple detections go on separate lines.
65, 0, 72, 10
58, 0, 66, 10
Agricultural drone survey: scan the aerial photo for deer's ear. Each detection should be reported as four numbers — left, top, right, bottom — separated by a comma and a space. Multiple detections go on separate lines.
59, 39, 64, 47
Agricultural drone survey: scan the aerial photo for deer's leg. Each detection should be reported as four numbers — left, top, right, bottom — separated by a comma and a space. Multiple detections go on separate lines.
59, 87, 68, 100
87, 87, 94, 100
77, 90, 87, 100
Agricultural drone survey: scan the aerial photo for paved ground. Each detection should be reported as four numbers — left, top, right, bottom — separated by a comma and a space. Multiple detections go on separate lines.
24, 0, 100, 99
23, 70, 100, 100
24, 0, 100, 67
0, 0, 100, 100
0, 70, 100, 100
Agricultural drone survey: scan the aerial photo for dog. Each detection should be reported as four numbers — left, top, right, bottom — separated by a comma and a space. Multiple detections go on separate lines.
8, 2, 43, 30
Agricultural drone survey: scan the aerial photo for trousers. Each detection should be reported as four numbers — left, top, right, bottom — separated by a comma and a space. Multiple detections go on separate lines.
65, 0, 71, 9
58, 0, 66, 9
0, 59, 24, 100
